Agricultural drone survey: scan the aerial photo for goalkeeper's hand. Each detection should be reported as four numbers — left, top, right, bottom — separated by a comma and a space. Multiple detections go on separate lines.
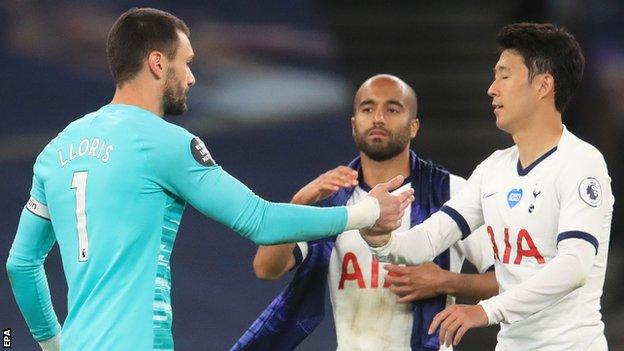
39, 333, 60, 351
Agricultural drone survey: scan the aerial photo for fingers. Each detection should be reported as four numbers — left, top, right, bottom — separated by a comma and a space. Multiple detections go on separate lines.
388, 284, 413, 296
396, 294, 417, 304
377, 175, 404, 191
384, 264, 410, 276
328, 166, 358, 186
429, 305, 480, 347
334, 166, 358, 177
323, 174, 357, 188
453, 324, 469, 346
429, 306, 454, 335
384, 274, 409, 286
442, 317, 463, 347
437, 310, 459, 347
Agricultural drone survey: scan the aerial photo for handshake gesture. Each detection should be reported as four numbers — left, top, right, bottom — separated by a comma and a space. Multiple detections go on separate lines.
366, 175, 414, 233
343, 175, 413, 239
290, 166, 413, 241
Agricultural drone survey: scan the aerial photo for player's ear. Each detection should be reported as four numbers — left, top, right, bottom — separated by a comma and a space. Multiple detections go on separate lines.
147, 51, 166, 80
410, 117, 419, 139
536, 73, 555, 100
351, 116, 356, 136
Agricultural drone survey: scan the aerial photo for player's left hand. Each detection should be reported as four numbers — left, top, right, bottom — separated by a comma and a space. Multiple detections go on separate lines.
428, 304, 488, 347
384, 263, 446, 302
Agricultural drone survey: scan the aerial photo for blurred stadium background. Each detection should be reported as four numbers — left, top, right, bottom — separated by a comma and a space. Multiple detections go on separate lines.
0, 1, 622, 350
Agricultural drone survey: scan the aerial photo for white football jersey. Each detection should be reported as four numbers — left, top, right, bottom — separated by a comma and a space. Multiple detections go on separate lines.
297, 175, 494, 351
443, 126, 613, 350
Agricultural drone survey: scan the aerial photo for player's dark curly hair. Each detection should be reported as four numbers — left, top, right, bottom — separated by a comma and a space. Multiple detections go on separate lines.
106, 8, 190, 87
497, 23, 585, 113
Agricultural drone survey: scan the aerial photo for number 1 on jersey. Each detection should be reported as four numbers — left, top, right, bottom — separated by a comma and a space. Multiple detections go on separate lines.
71, 171, 89, 262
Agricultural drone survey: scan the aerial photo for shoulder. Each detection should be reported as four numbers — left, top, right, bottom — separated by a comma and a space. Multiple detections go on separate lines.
449, 173, 467, 196
559, 129, 607, 169
415, 156, 450, 175
485, 145, 517, 167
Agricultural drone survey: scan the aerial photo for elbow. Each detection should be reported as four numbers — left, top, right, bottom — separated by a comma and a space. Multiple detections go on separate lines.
6, 254, 18, 275
571, 266, 590, 289
245, 230, 279, 246
252, 261, 283, 281
569, 252, 593, 289
6, 253, 41, 279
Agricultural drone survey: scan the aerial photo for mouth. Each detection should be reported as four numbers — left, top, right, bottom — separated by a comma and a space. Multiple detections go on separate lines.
492, 103, 503, 115
368, 129, 388, 137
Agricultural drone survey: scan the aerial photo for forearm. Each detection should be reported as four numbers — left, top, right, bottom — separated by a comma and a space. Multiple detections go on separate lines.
252, 190, 315, 280
188, 168, 379, 245
7, 208, 60, 342
479, 239, 594, 325
7, 254, 61, 341
369, 211, 463, 264
253, 244, 297, 280
441, 271, 498, 303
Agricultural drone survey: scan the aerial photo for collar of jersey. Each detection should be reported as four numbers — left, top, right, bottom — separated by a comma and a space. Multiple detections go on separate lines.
103, 103, 161, 119
516, 145, 558, 176
356, 158, 415, 192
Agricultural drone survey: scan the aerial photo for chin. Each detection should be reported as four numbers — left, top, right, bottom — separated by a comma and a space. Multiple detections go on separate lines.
495, 116, 511, 133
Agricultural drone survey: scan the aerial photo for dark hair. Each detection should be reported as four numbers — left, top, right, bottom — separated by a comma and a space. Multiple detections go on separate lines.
497, 22, 585, 113
106, 8, 190, 86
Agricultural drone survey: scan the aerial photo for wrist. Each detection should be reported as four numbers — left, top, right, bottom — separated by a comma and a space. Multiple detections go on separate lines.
345, 196, 380, 230
38, 333, 60, 351
437, 270, 458, 296
367, 232, 396, 261
478, 298, 502, 325
361, 230, 391, 247
290, 192, 311, 205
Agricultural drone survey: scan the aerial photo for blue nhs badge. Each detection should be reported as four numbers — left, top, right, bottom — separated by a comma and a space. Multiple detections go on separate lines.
507, 188, 523, 208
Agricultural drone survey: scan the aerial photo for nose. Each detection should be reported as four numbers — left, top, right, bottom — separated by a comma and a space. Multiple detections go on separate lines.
187, 68, 196, 87
373, 108, 385, 124
487, 80, 498, 98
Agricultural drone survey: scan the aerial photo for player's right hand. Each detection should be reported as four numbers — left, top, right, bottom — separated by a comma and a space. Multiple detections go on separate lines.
291, 166, 358, 205
367, 175, 414, 233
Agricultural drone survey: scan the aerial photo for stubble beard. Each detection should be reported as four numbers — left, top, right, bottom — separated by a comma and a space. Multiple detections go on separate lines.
353, 126, 411, 162
163, 70, 188, 116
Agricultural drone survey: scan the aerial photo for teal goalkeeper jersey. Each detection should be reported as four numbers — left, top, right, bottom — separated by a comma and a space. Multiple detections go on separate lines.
7, 104, 349, 350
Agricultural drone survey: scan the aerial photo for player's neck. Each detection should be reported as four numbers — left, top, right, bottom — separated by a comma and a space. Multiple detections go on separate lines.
513, 109, 563, 168
110, 81, 165, 117
360, 148, 411, 188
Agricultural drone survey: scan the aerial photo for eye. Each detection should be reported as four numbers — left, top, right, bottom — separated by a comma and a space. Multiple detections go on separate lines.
388, 107, 399, 113
361, 107, 373, 113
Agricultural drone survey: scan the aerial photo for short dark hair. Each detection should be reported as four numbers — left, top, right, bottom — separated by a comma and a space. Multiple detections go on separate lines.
497, 22, 585, 113
106, 8, 190, 86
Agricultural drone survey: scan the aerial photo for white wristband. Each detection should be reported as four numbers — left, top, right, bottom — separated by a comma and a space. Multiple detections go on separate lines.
39, 333, 60, 351
368, 232, 397, 262
478, 299, 503, 326
345, 196, 380, 230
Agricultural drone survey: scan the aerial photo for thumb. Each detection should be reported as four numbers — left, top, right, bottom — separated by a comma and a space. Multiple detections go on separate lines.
379, 175, 404, 192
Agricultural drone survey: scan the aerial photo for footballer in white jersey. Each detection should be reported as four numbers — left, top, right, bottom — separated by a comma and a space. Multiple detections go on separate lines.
444, 126, 612, 350
362, 23, 613, 350
293, 176, 493, 351
244, 74, 498, 351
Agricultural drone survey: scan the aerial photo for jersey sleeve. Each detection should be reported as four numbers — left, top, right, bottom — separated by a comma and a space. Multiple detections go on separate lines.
145, 128, 348, 245
440, 161, 487, 239
448, 173, 494, 273
7, 203, 61, 342
369, 160, 489, 265
454, 226, 495, 273
29, 156, 47, 205
555, 152, 613, 253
